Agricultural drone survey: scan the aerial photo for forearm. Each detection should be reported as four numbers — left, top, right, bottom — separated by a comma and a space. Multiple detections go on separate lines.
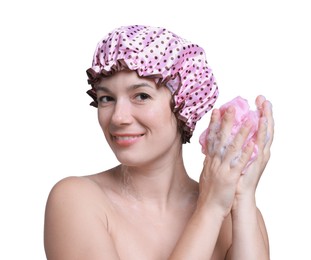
230, 195, 269, 260
169, 206, 225, 260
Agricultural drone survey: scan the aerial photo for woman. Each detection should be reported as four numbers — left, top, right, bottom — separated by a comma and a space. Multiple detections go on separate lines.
44, 25, 273, 259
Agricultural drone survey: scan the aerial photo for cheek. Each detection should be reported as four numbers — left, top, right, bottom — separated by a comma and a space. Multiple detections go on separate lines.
149, 105, 178, 134
97, 110, 109, 131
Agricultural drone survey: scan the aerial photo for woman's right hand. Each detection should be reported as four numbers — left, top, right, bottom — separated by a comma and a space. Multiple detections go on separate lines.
197, 106, 255, 217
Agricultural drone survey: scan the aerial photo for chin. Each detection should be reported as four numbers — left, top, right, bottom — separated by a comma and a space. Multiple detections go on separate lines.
114, 150, 147, 167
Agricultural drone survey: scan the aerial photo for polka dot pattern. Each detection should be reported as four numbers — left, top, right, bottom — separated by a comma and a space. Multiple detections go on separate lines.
86, 25, 219, 138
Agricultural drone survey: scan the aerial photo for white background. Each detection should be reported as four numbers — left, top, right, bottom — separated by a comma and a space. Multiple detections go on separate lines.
1, 0, 310, 259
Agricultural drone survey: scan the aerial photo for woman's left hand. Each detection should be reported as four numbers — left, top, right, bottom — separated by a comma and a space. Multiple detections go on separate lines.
234, 95, 274, 200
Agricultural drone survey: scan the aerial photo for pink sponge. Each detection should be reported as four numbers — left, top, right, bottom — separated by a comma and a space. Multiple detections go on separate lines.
199, 96, 260, 172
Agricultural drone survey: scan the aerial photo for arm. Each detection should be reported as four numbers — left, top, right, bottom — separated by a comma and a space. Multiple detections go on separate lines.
44, 177, 120, 260
228, 96, 273, 260
168, 205, 227, 260
170, 106, 255, 259
228, 205, 269, 260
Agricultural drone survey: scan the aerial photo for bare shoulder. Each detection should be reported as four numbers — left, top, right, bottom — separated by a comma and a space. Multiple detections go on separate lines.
46, 168, 118, 207
44, 171, 120, 259
45, 176, 103, 214
47, 174, 106, 198
48, 175, 98, 195
44, 170, 118, 228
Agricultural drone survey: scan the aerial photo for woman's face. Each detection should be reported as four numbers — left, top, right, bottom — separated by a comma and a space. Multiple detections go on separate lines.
96, 70, 181, 167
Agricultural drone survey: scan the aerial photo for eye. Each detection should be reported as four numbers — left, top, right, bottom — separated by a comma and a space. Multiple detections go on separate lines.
98, 95, 114, 104
135, 93, 151, 101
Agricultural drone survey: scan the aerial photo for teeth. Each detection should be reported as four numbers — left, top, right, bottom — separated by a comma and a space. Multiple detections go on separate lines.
115, 135, 141, 140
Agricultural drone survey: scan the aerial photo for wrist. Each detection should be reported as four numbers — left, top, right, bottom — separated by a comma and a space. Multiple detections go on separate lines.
232, 193, 257, 215
196, 199, 229, 221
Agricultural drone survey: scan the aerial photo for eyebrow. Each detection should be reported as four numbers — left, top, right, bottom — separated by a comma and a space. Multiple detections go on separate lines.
96, 82, 155, 93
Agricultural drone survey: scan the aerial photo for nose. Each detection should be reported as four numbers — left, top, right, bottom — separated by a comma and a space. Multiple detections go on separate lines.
111, 99, 133, 126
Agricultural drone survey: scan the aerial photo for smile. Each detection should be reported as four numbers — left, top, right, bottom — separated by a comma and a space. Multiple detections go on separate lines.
112, 134, 144, 146
114, 135, 143, 140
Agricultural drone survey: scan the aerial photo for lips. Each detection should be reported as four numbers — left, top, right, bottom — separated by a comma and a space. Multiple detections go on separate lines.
114, 134, 143, 140
112, 134, 144, 146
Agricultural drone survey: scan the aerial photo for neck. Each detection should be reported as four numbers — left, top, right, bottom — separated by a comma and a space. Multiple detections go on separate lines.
115, 151, 196, 212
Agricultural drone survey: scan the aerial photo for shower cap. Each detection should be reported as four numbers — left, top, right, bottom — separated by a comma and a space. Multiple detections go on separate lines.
199, 96, 260, 173
86, 25, 219, 142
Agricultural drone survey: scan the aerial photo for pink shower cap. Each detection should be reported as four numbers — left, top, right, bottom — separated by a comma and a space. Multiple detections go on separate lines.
199, 96, 260, 173
86, 25, 219, 142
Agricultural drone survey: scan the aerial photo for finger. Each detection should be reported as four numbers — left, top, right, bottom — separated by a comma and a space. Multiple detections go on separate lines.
206, 109, 221, 155
223, 119, 253, 167
262, 100, 274, 147
232, 140, 255, 170
255, 95, 266, 115
256, 116, 269, 152
217, 106, 236, 151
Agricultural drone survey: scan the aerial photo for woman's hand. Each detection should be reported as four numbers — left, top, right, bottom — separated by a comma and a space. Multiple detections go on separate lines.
234, 95, 274, 201
198, 105, 255, 218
